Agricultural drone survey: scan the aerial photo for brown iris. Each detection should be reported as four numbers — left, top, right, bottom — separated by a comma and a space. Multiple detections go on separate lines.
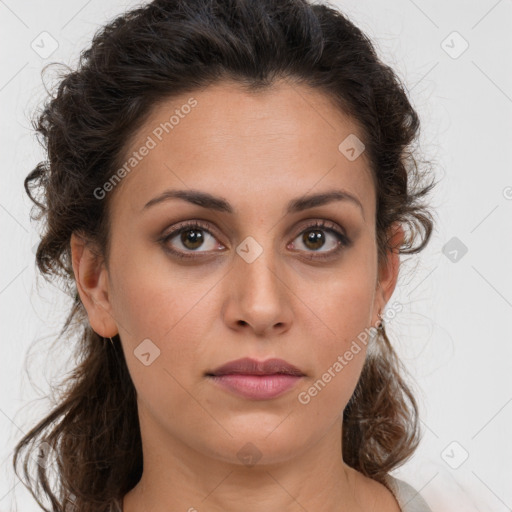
303, 229, 325, 250
180, 229, 204, 250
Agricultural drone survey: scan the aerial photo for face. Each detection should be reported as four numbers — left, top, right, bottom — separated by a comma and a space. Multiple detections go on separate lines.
71, 79, 401, 467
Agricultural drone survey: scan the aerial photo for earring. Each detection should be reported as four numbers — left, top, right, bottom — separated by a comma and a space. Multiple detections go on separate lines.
105, 336, 115, 347
377, 312, 385, 331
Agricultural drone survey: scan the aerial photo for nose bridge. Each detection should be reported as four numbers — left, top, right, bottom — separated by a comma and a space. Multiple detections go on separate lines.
227, 230, 291, 331
235, 232, 282, 300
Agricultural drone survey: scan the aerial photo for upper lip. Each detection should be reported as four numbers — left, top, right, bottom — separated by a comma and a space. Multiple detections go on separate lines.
207, 357, 305, 377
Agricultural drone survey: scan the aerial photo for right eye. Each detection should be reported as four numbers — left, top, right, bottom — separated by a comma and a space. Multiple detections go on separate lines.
160, 220, 226, 259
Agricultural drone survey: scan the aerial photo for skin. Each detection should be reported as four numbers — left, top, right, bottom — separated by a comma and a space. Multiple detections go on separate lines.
71, 79, 404, 512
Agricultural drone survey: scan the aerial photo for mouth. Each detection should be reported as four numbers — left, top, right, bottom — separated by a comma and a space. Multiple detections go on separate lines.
205, 357, 305, 400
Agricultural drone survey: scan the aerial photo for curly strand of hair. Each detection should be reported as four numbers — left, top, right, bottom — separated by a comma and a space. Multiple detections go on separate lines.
342, 325, 421, 485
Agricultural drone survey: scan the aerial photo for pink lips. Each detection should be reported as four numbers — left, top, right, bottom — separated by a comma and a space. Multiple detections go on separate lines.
206, 357, 305, 400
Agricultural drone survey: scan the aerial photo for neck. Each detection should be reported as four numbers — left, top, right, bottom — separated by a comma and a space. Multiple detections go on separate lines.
122, 414, 368, 512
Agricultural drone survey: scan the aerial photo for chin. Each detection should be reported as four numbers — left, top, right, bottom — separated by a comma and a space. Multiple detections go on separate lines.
199, 423, 312, 467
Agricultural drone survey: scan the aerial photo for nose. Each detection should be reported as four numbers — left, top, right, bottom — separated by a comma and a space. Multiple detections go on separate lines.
222, 243, 293, 337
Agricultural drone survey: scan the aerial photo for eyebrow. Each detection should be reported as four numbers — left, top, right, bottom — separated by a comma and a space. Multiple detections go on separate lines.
142, 188, 364, 218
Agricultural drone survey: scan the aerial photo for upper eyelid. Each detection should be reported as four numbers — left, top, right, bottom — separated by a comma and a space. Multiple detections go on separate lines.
163, 220, 220, 241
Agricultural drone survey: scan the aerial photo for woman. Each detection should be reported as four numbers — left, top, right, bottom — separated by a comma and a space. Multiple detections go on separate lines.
14, 0, 437, 511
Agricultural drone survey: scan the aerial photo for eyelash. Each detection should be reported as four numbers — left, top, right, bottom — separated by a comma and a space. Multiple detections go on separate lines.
159, 219, 351, 261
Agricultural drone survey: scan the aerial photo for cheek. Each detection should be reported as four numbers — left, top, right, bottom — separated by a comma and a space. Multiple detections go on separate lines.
306, 254, 376, 347
298, 262, 376, 412
107, 247, 226, 409
108, 236, 218, 342
110, 263, 211, 426
295, 289, 371, 421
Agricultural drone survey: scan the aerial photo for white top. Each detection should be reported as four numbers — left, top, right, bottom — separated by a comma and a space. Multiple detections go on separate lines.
111, 474, 433, 512
384, 474, 433, 512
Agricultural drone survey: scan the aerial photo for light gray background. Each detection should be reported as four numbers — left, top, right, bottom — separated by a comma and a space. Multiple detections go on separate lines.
1, 1, 511, 511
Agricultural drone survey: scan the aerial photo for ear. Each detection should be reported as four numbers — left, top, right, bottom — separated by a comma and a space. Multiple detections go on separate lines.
372, 222, 404, 326
70, 231, 118, 338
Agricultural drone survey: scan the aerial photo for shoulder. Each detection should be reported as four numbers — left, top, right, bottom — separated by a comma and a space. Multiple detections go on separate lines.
382, 474, 434, 512
348, 467, 401, 511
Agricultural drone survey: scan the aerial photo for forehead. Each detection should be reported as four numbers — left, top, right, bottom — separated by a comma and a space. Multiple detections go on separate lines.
109, 79, 375, 222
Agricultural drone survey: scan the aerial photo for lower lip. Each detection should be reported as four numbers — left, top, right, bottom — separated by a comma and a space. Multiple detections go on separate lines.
208, 374, 303, 400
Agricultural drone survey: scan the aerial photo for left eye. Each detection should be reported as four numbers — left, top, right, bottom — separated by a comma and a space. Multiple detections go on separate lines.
290, 225, 345, 253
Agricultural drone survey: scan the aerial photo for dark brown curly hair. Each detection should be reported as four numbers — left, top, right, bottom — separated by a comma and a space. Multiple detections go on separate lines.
13, 0, 438, 510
